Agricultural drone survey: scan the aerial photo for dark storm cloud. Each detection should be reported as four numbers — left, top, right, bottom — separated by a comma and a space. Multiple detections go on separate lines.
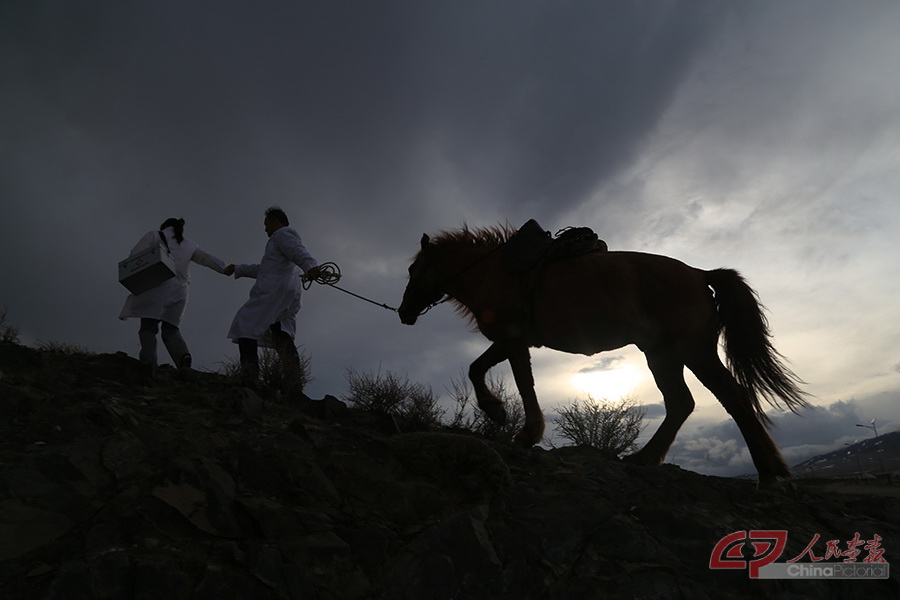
2, 1, 722, 228
382, 1, 722, 219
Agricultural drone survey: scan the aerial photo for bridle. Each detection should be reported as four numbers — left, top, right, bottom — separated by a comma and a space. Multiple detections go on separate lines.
410, 239, 507, 317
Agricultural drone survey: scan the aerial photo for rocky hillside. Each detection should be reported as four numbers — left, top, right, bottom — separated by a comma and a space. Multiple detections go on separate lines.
1, 342, 897, 599
793, 431, 900, 479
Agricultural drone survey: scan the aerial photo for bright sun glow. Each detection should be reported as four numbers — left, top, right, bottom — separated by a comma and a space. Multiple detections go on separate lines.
569, 364, 643, 401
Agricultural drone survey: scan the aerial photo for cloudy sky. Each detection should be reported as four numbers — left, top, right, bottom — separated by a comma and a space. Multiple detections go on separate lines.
3, 0, 899, 477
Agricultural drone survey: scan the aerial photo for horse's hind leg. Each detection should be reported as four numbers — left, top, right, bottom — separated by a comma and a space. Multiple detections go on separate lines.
507, 344, 545, 447
468, 342, 509, 424
624, 349, 694, 466
689, 355, 790, 489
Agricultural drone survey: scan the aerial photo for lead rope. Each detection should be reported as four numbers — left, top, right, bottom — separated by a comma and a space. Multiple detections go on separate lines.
301, 262, 400, 312
305, 236, 504, 318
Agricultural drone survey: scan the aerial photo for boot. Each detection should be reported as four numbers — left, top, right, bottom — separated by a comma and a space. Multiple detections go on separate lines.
139, 361, 157, 386
240, 362, 260, 388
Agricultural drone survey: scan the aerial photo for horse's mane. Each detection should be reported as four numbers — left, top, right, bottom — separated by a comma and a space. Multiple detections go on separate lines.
430, 223, 517, 249
424, 224, 519, 329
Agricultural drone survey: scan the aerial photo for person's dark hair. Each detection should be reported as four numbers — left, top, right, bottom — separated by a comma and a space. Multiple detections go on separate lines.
160, 218, 185, 243
265, 206, 289, 226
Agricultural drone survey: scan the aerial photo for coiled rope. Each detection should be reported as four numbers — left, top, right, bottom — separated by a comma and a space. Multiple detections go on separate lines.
302, 262, 398, 312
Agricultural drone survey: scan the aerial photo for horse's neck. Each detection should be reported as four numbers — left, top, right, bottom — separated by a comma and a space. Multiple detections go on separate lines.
439, 244, 507, 303
439, 244, 493, 276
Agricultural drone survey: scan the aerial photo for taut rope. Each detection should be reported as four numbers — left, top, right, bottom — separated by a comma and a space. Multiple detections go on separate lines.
302, 262, 398, 312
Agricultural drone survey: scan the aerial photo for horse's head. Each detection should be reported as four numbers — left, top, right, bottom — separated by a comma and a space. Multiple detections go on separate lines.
399, 234, 445, 325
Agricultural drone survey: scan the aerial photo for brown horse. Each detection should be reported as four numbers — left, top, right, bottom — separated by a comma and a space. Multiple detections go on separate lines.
398, 224, 809, 488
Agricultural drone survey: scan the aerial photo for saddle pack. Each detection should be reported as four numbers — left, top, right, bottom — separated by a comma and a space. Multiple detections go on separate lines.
503, 219, 607, 273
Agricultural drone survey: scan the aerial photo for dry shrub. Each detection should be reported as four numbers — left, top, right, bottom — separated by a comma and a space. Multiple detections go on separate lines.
553, 395, 646, 455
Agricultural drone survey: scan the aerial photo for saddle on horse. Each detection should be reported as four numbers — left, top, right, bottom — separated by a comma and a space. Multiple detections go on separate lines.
503, 218, 607, 273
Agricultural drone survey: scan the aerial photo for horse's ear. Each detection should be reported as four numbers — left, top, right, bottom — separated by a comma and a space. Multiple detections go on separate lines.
420, 233, 430, 249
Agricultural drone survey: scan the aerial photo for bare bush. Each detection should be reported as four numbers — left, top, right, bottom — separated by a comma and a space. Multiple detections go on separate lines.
343, 367, 444, 427
37, 340, 92, 355
553, 395, 646, 455
0, 309, 20, 344
219, 347, 312, 391
260, 348, 313, 392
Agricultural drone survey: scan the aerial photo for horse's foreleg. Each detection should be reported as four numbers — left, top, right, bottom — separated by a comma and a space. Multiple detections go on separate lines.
469, 342, 509, 424
507, 344, 545, 448
624, 350, 694, 466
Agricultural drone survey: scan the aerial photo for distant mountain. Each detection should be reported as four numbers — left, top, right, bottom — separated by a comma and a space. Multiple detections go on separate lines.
792, 431, 900, 478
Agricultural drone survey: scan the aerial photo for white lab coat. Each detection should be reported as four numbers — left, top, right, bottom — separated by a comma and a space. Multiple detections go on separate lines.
119, 227, 226, 327
227, 226, 318, 344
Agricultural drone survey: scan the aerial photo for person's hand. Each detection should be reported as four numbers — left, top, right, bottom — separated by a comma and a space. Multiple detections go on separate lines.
224, 264, 235, 276
306, 266, 322, 279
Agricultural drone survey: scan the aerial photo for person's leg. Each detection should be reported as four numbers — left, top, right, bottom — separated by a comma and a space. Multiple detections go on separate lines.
269, 323, 300, 366
138, 319, 160, 365
160, 321, 191, 368
269, 323, 303, 393
237, 337, 260, 385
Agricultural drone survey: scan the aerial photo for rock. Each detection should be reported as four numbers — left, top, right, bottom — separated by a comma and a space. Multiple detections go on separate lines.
383, 510, 502, 599
0, 501, 74, 561
226, 387, 264, 419
0, 343, 898, 599
299, 393, 350, 421
101, 432, 150, 481
151, 455, 242, 538
388, 432, 513, 503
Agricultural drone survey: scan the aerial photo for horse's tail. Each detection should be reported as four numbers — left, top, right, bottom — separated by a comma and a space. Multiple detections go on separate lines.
705, 268, 810, 426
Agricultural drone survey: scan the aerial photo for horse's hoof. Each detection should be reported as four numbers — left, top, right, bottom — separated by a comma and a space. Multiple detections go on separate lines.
757, 477, 788, 492
481, 402, 507, 425
621, 452, 660, 466
513, 433, 537, 448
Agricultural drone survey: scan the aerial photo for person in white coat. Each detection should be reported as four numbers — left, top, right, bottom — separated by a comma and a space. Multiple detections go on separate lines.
119, 218, 228, 373
225, 207, 321, 389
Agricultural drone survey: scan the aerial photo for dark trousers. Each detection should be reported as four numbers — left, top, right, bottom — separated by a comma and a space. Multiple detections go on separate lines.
237, 323, 300, 374
139, 318, 190, 367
